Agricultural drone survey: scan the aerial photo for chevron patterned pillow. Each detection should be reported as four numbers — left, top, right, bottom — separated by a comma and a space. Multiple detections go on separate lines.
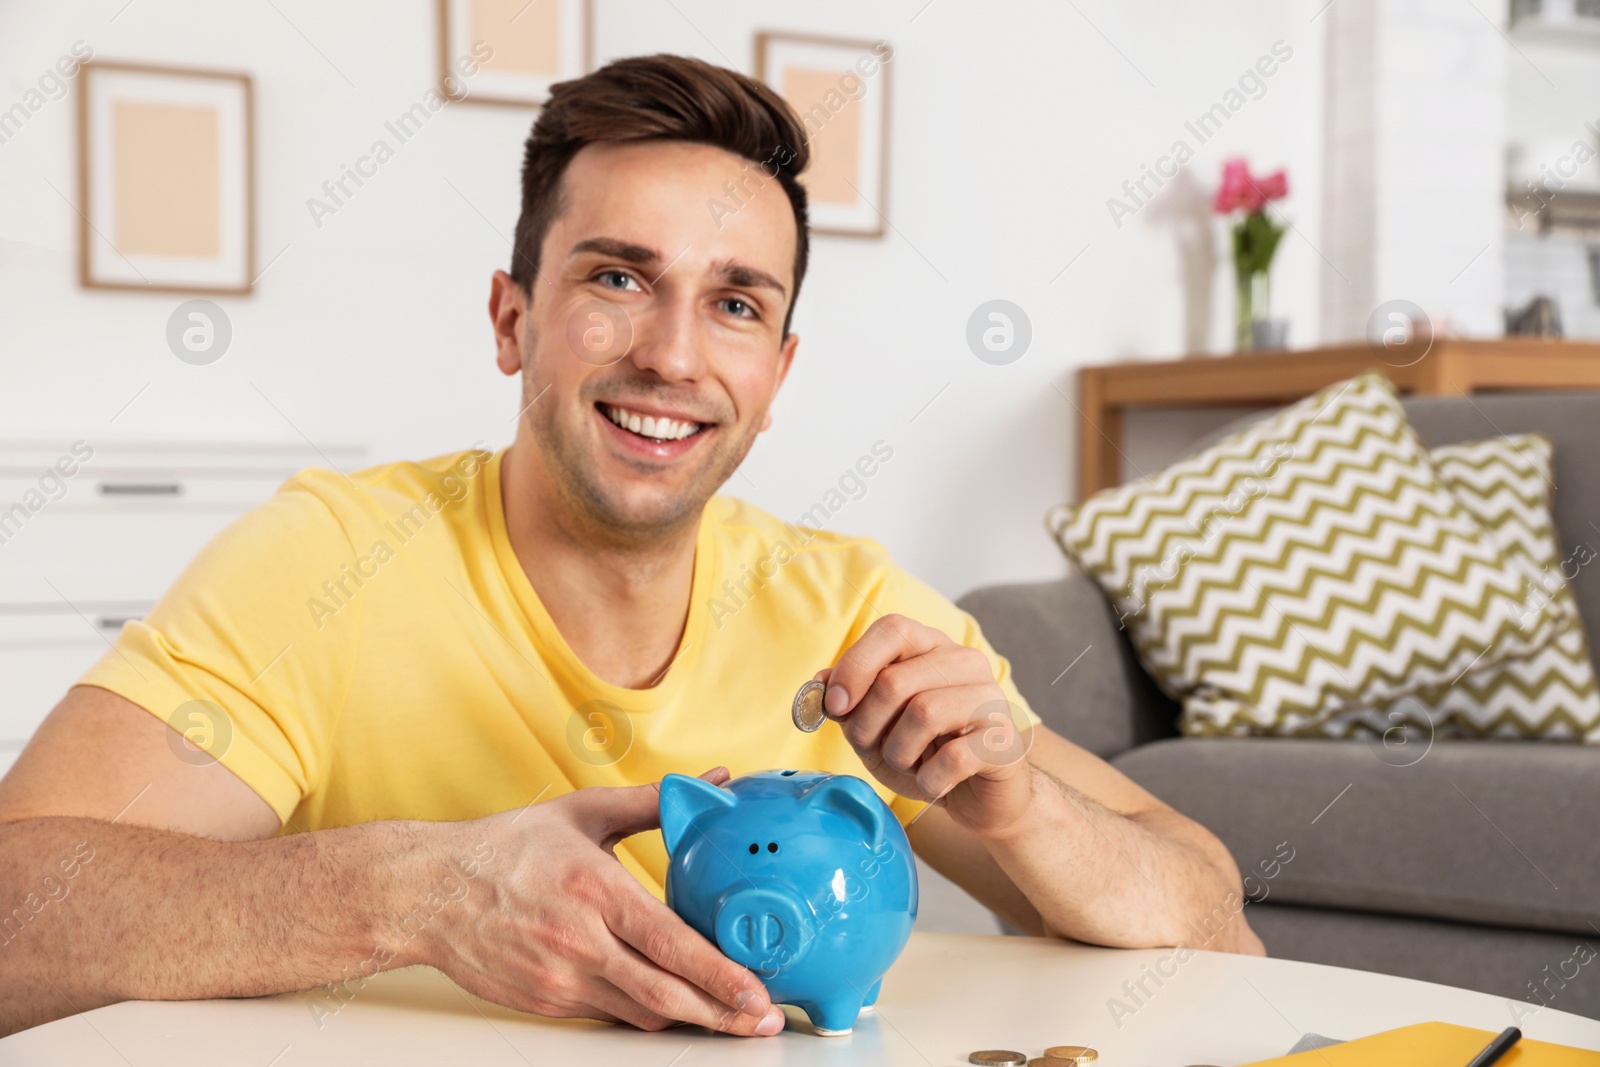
1311, 433, 1600, 742
1047, 372, 1575, 737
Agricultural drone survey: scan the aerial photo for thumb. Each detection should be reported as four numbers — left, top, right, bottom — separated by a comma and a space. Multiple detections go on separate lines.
578, 767, 731, 846
575, 781, 667, 845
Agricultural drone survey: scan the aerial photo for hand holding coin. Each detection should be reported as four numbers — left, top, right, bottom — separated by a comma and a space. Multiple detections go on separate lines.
802, 615, 1034, 839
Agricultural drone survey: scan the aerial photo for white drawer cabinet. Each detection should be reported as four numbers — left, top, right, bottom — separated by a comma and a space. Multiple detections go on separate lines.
0, 439, 365, 775
0, 606, 152, 775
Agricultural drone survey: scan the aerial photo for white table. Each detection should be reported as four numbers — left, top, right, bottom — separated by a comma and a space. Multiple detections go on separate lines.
8, 932, 1600, 1065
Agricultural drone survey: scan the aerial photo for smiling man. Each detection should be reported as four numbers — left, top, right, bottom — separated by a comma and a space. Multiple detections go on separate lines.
0, 54, 1260, 1037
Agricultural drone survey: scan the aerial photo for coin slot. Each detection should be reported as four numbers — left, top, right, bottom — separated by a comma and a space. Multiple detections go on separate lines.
781, 769, 797, 776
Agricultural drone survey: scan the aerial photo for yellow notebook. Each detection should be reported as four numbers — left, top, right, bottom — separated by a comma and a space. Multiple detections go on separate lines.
1240, 1022, 1600, 1066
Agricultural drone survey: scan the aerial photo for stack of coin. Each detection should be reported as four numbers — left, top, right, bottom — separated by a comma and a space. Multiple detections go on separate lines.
967, 1045, 1098, 1066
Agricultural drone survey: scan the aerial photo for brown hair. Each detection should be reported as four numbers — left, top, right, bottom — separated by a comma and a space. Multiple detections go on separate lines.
511, 54, 812, 336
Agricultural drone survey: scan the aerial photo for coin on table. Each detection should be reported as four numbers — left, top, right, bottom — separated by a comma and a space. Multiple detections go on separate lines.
792, 679, 828, 732
1027, 1058, 1078, 1066
1044, 1046, 1099, 1063
967, 1053, 1027, 1066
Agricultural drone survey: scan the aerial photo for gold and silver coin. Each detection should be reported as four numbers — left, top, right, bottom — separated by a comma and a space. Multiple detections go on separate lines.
791, 679, 828, 732
1044, 1046, 1099, 1063
968, 1053, 1027, 1066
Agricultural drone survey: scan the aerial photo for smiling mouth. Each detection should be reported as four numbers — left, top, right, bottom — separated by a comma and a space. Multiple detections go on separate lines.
598, 402, 710, 444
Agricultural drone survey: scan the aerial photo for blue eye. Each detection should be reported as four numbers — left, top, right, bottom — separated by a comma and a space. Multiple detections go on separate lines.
720, 297, 754, 318
598, 270, 638, 291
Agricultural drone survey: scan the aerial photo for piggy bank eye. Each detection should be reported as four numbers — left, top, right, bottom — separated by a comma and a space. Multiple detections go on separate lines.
767, 842, 779, 853
748, 843, 759, 855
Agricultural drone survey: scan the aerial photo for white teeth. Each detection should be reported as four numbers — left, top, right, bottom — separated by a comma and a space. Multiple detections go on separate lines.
604, 404, 701, 441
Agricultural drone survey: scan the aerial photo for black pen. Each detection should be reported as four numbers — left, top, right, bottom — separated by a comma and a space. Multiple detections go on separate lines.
1465, 1026, 1521, 1067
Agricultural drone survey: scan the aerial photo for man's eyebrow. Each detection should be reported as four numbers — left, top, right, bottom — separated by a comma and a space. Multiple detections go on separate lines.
569, 237, 659, 265
570, 240, 786, 297
716, 261, 787, 298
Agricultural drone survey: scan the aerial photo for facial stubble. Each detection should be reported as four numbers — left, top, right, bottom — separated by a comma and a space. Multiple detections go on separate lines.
519, 322, 763, 546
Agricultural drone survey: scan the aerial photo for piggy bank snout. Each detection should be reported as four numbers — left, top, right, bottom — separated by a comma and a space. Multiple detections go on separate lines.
714, 886, 816, 974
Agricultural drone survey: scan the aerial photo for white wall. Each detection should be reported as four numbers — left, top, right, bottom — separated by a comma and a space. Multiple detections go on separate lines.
0, 1, 1333, 601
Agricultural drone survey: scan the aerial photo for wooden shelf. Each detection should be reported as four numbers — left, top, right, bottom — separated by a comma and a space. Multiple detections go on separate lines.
1507, 186, 1600, 234
1509, 13, 1600, 45
1075, 339, 1600, 501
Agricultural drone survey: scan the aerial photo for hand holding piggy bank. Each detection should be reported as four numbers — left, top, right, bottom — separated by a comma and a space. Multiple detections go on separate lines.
659, 770, 918, 1036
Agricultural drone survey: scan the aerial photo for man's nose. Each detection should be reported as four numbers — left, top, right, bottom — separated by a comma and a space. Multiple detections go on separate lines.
627, 297, 706, 383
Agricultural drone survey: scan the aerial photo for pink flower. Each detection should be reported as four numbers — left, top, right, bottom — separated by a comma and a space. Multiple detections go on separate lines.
1213, 157, 1289, 215
1213, 159, 1251, 213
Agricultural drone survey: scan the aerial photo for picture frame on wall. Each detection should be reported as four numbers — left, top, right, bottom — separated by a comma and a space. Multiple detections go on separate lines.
78, 60, 255, 295
438, 0, 593, 108
755, 31, 893, 238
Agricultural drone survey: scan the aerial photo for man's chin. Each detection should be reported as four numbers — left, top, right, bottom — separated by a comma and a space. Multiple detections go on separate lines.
577, 480, 714, 539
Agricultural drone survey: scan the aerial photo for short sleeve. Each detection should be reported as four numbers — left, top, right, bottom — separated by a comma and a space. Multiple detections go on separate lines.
861, 550, 1042, 729
75, 474, 363, 822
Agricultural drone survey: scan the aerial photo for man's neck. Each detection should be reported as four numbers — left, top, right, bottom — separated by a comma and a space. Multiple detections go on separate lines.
499, 441, 701, 690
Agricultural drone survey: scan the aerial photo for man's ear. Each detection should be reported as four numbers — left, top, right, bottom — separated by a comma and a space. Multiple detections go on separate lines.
489, 270, 528, 376
760, 332, 800, 433
659, 773, 738, 855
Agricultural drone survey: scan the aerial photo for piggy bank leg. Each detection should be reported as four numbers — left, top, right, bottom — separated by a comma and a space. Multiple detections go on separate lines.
795, 994, 865, 1036
858, 978, 883, 1012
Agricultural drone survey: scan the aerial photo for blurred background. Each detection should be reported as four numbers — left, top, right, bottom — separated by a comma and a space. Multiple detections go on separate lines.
0, 0, 1592, 600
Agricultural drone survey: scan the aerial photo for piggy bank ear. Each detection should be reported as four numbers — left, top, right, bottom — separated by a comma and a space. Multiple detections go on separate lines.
659, 773, 737, 855
802, 775, 887, 852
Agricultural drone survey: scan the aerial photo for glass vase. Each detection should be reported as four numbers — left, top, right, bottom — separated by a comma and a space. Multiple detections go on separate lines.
1236, 268, 1270, 351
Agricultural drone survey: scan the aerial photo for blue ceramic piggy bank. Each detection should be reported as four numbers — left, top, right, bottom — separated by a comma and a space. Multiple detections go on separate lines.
659, 769, 918, 1036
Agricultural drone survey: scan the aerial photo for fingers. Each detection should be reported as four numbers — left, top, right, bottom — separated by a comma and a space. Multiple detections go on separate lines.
570, 768, 731, 849
600, 943, 786, 1036
824, 614, 945, 716
583, 976, 678, 1031
841, 646, 996, 755
605, 878, 775, 1023
870, 684, 998, 782
910, 722, 999, 799
822, 620, 1025, 801
570, 781, 670, 845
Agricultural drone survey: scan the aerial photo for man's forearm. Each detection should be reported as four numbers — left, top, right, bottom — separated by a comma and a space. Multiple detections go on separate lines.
0, 815, 468, 1035
981, 766, 1262, 954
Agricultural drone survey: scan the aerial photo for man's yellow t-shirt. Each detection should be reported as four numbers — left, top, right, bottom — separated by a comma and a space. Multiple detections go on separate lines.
77, 447, 1037, 898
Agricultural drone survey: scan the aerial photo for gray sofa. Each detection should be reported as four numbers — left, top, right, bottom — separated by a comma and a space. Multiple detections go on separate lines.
956, 392, 1600, 1020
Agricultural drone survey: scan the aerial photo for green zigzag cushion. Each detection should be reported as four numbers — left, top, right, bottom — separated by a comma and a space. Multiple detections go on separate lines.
1311, 433, 1600, 742
1047, 372, 1575, 737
